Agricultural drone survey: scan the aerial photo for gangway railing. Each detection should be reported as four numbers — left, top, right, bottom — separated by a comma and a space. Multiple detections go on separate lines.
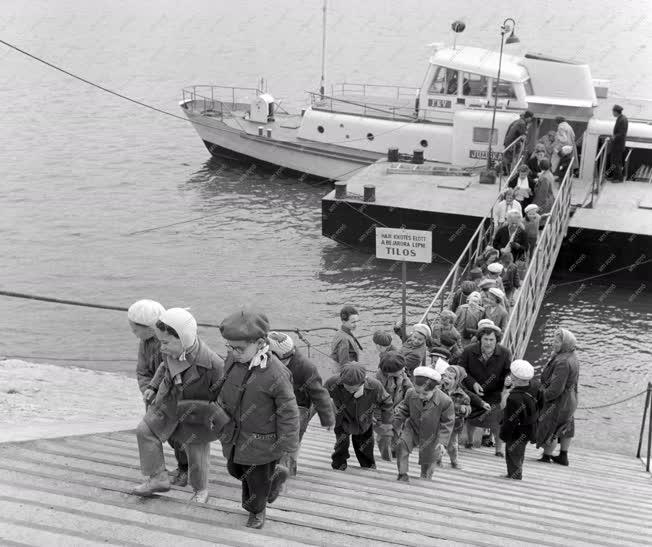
587, 137, 610, 208
419, 216, 493, 325
501, 159, 575, 358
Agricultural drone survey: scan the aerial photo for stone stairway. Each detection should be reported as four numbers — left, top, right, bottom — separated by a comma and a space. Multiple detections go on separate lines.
0, 426, 650, 546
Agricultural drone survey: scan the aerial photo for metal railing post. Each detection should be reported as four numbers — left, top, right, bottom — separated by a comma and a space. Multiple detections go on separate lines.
636, 383, 651, 459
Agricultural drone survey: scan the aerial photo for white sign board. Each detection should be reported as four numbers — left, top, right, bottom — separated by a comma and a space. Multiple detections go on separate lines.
375, 227, 432, 263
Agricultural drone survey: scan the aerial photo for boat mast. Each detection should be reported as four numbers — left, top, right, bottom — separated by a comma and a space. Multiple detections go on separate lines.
319, 0, 327, 99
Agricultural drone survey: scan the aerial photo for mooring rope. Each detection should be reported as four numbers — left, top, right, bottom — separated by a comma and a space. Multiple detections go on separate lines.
577, 389, 648, 410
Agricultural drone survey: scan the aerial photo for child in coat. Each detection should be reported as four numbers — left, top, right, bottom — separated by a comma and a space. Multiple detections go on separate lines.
393, 367, 455, 481
430, 310, 463, 361
438, 364, 472, 468
375, 351, 413, 461
499, 360, 538, 480
325, 363, 393, 471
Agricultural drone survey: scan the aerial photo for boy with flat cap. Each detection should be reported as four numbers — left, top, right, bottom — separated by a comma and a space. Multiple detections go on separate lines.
325, 363, 393, 471
218, 309, 300, 529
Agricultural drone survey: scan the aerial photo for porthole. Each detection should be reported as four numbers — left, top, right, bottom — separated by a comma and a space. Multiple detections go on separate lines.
420, 139, 428, 148
339, 123, 344, 128
345, 134, 350, 139
317, 125, 325, 133
367, 133, 374, 141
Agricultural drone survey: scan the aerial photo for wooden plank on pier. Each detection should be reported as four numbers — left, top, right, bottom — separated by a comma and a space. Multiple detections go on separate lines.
0, 425, 650, 546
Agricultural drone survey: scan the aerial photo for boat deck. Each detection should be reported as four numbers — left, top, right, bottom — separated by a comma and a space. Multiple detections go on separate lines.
0, 426, 650, 546
326, 160, 593, 218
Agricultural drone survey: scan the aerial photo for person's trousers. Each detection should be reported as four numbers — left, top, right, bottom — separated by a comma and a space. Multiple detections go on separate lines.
227, 457, 277, 514
396, 440, 435, 477
505, 436, 528, 480
144, 403, 188, 471
136, 420, 210, 491
611, 145, 624, 180
446, 430, 460, 464
279, 405, 312, 475
331, 425, 375, 469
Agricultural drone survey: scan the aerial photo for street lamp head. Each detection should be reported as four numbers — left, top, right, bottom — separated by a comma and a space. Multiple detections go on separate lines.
505, 30, 520, 44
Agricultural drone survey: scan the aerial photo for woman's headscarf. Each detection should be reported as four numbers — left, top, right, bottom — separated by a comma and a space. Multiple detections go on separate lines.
556, 327, 577, 353
446, 365, 467, 389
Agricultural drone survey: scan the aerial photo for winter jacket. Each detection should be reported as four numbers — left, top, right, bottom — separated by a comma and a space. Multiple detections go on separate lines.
375, 369, 412, 408
286, 349, 334, 427
532, 172, 555, 215
535, 350, 580, 447
330, 327, 363, 367
454, 304, 484, 344
500, 384, 539, 443
393, 388, 455, 465
399, 340, 428, 377
143, 337, 224, 442
325, 376, 393, 435
501, 263, 521, 295
485, 303, 509, 332
219, 352, 300, 465
136, 336, 164, 394
613, 114, 628, 148
459, 342, 512, 405
493, 225, 528, 262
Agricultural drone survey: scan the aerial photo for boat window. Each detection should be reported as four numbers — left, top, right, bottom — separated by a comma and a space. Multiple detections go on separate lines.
491, 80, 517, 99
473, 127, 498, 145
523, 79, 534, 96
462, 72, 488, 97
428, 67, 458, 95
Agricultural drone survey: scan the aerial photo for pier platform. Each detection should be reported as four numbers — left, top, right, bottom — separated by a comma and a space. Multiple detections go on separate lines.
0, 426, 650, 546
322, 160, 652, 282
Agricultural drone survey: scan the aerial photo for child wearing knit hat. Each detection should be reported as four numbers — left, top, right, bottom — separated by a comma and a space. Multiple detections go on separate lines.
438, 365, 473, 469
393, 367, 455, 481
325, 364, 393, 471
375, 351, 413, 461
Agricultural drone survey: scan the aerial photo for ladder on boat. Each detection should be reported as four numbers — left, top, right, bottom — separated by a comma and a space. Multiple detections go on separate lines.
632, 163, 652, 183
419, 162, 576, 359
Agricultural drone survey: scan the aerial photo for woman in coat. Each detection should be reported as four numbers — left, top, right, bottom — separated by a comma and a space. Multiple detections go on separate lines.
532, 159, 555, 216
536, 328, 580, 466
454, 291, 485, 347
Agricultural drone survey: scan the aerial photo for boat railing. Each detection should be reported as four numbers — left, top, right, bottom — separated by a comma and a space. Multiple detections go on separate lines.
501, 158, 575, 359
418, 215, 494, 325
331, 82, 419, 101
181, 85, 263, 114
309, 91, 417, 120
587, 137, 610, 208
624, 148, 633, 181
498, 136, 527, 191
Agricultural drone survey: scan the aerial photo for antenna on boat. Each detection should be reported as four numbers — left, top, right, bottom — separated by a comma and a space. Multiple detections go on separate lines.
319, 0, 328, 99
451, 20, 466, 50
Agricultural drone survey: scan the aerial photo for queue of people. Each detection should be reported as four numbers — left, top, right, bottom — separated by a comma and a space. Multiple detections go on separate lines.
125, 287, 580, 524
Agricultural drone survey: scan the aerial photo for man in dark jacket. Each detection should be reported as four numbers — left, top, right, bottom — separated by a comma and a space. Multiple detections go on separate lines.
502, 110, 534, 174
499, 360, 538, 480
459, 324, 512, 456
609, 104, 628, 182
325, 363, 393, 471
218, 309, 300, 530
330, 305, 363, 368
133, 308, 224, 503
493, 210, 528, 262
268, 331, 335, 476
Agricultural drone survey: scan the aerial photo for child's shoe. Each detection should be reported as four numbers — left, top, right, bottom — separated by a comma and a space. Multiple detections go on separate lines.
397, 473, 409, 482
450, 461, 461, 469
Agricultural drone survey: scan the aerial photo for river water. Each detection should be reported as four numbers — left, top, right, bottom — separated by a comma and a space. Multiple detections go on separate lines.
1, 0, 651, 454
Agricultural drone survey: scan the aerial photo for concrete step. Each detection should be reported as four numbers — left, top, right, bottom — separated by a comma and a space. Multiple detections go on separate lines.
0, 427, 650, 546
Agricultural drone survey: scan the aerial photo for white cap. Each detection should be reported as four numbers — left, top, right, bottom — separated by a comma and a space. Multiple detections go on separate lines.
157, 308, 197, 349
433, 358, 449, 376
267, 331, 295, 359
412, 323, 432, 339
510, 359, 534, 380
487, 263, 504, 274
128, 299, 165, 327
489, 287, 506, 301
414, 366, 441, 382
524, 204, 539, 214
477, 319, 502, 335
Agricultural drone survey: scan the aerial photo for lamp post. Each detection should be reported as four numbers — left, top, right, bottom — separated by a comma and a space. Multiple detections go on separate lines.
482, 18, 519, 182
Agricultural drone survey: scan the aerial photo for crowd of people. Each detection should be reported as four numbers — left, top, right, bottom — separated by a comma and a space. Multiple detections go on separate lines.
124, 291, 580, 530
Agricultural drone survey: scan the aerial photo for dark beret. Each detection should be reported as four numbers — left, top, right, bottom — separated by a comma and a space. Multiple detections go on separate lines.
340, 363, 367, 386
372, 330, 393, 346
220, 309, 270, 341
379, 351, 406, 373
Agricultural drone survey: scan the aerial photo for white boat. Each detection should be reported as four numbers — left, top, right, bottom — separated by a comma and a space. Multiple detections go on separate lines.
180, 41, 652, 183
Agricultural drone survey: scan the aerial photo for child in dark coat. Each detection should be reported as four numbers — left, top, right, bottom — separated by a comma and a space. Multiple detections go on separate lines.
438, 364, 472, 468
393, 367, 455, 481
326, 363, 393, 470
499, 360, 538, 480
375, 351, 412, 461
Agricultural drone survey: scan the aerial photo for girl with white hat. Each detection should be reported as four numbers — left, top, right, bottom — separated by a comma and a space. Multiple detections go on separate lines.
393, 367, 455, 481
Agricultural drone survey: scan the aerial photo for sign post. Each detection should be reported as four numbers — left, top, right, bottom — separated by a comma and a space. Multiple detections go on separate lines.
375, 227, 433, 341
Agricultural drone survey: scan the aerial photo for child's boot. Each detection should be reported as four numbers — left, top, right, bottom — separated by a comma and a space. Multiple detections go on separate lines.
397, 473, 409, 482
